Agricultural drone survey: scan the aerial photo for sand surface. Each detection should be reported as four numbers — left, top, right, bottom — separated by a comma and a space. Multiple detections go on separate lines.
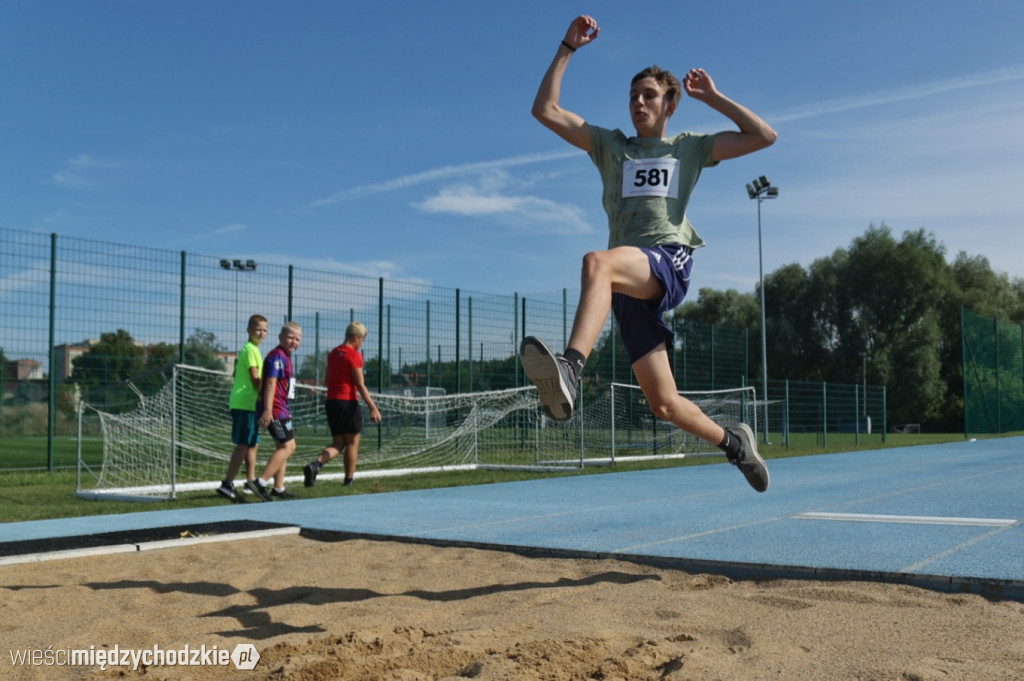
1, 534, 1022, 680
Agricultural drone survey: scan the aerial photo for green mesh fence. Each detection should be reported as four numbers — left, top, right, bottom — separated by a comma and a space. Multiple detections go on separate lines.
962, 306, 1024, 435
766, 378, 886, 447
0, 227, 751, 470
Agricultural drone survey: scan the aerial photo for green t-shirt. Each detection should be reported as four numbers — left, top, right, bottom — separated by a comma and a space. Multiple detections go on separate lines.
228, 340, 263, 411
589, 126, 718, 249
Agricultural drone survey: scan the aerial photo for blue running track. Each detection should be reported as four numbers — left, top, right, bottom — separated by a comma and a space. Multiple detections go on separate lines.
2, 438, 1022, 600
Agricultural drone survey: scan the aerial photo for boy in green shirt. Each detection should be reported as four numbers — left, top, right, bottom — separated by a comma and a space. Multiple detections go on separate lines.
217, 314, 269, 501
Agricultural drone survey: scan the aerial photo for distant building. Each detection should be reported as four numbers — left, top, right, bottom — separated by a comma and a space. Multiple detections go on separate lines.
52, 340, 98, 384
7, 358, 43, 380
218, 351, 238, 376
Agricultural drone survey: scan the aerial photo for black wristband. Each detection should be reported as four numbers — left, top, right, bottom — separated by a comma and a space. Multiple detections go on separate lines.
560, 40, 576, 53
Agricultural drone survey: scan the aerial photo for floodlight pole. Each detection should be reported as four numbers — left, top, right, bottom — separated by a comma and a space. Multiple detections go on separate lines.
746, 177, 778, 444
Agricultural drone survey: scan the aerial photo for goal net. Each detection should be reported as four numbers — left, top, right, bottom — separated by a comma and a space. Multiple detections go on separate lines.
594, 382, 758, 464
76, 365, 759, 500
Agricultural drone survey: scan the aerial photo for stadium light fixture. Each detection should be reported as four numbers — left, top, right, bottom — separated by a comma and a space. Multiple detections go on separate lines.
219, 259, 231, 270
748, 176, 778, 444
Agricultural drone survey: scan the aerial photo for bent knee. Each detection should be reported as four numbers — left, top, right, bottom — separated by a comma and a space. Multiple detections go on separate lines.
648, 398, 678, 423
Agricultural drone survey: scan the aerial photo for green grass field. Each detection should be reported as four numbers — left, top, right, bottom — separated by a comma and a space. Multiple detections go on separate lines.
0, 431, 1001, 525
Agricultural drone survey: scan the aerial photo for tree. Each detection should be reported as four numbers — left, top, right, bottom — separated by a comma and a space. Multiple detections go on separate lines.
71, 329, 146, 410
183, 329, 226, 371
675, 288, 759, 329
297, 351, 329, 384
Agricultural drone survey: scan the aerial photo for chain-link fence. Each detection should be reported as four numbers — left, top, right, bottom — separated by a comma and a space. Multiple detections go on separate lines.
962, 306, 1024, 435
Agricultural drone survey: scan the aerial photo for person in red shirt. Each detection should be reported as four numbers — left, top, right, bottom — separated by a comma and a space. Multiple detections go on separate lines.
304, 322, 382, 487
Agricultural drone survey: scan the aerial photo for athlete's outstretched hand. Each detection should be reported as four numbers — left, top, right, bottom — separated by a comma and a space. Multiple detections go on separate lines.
682, 68, 720, 102
563, 14, 599, 51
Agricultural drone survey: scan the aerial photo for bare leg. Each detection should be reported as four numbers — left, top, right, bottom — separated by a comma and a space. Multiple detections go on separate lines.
244, 446, 258, 481
632, 344, 770, 492
224, 444, 248, 481
567, 247, 663, 357
631, 344, 725, 445
260, 440, 296, 486
343, 433, 360, 481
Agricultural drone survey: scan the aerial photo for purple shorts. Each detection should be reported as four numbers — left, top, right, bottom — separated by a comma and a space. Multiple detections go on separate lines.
611, 244, 693, 365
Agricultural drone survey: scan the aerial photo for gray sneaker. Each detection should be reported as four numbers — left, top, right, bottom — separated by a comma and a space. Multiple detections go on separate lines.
725, 423, 770, 492
520, 336, 578, 421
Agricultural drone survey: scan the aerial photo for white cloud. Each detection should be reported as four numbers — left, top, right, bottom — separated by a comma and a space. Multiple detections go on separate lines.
51, 170, 93, 190
213, 223, 246, 235
250, 252, 422, 283
68, 153, 127, 169
309, 149, 582, 207
769, 64, 1024, 125
413, 176, 593, 235
50, 153, 129, 191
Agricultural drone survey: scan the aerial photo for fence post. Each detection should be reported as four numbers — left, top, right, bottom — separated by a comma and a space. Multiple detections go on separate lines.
467, 296, 473, 392
314, 312, 321, 386
821, 381, 828, 449
784, 380, 790, 447
425, 299, 431, 389
455, 288, 461, 394
378, 278, 384, 393
961, 306, 969, 439
610, 317, 616, 383
378, 277, 384, 450
854, 383, 860, 446
178, 251, 186, 365
287, 265, 294, 322
47, 233, 57, 471
994, 316, 1001, 433
562, 288, 567, 349
882, 386, 888, 442
514, 293, 519, 387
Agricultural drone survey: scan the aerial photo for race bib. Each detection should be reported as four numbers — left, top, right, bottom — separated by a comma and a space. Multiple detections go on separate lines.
622, 158, 679, 199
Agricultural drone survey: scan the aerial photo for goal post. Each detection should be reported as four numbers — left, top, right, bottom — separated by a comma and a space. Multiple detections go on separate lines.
604, 382, 758, 465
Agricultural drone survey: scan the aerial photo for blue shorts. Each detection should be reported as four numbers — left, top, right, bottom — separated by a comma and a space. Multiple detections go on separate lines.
230, 409, 261, 447
611, 244, 693, 365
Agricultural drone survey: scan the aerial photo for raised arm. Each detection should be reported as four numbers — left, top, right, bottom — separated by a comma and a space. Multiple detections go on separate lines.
531, 15, 600, 151
683, 68, 778, 162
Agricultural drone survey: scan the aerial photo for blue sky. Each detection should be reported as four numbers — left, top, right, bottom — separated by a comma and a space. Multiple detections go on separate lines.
3, 0, 1023, 299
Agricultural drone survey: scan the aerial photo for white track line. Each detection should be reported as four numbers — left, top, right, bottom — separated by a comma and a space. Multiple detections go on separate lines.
0, 526, 300, 567
793, 512, 1016, 527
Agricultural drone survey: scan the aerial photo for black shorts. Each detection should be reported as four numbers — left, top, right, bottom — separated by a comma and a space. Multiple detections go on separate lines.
325, 399, 362, 436
266, 418, 295, 445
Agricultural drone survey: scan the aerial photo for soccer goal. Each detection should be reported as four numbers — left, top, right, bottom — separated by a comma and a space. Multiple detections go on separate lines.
76, 364, 558, 500
589, 382, 758, 465
76, 365, 760, 500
